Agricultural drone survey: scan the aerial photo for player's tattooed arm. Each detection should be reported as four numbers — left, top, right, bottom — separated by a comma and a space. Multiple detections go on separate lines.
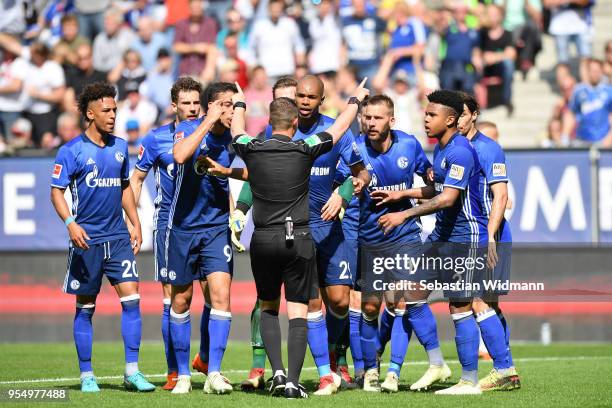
173, 100, 223, 164
121, 182, 142, 255
51, 187, 91, 250
371, 184, 436, 206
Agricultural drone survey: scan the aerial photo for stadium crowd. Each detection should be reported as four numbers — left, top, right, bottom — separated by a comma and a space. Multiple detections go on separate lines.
0, 0, 610, 154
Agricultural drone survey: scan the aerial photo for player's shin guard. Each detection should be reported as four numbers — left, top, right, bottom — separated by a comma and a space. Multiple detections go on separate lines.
162, 299, 178, 373
360, 314, 379, 371
326, 307, 348, 353
349, 308, 365, 375
208, 309, 231, 374
287, 318, 308, 387
452, 311, 479, 384
307, 311, 332, 377
408, 302, 444, 366
378, 307, 394, 353
497, 311, 514, 367
389, 309, 411, 376
120, 295, 142, 375
476, 309, 511, 371
199, 303, 211, 362
250, 300, 266, 369
74, 303, 95, 376
170, 309, 191, 376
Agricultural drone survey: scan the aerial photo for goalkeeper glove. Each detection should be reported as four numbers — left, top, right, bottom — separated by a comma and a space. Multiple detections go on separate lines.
229, 209, 246, 252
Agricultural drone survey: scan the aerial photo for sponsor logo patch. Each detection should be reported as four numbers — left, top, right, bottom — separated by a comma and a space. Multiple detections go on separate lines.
52, 164, 62, 179
175, 131, 184, 141
138, 145, 144, 160
492, 163, 506, 177
449, 164, 465, 180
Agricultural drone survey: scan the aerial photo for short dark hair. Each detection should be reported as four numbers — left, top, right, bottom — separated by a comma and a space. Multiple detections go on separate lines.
205, 82, 238, 104
171, 77, 203, 104
77, 82, 116, 118
272, 76, 297, 96
61, 14, 78, 26
427, 90, 464, 125
269, 97, 298, 131
459, 91, 479, 114
367, 94, 394, 114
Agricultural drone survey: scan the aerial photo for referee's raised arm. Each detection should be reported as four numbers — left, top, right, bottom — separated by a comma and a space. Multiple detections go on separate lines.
325, 77, 370, 144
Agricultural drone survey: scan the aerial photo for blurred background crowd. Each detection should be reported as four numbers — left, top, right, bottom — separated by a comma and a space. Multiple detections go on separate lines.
0, 0, 610, 155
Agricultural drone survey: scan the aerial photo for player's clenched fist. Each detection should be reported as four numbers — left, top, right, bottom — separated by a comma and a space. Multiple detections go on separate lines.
67, 222, 91, 250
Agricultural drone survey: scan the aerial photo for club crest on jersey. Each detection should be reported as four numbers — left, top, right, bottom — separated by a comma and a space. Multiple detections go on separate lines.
492, 163, 506, 177
449, 164, 465, 180
352, 141, 361, 157
397, 156, 409, 169
168, 270, 177, 281
175, 131, 184, 141
52, 164, 62, 179
160, 268, 168, 278
115, 151, 125, 163
70, 279, 80, 290
138, 145, 144, 160
370, 172, 378, 187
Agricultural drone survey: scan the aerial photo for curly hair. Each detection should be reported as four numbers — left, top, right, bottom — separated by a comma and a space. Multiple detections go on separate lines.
427, 90, 464, 125
170, 76, 203, 104
77, 82, 116, 118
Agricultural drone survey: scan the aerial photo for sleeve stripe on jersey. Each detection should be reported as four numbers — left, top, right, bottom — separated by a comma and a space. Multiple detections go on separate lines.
50, 183, 69, 189
235, 134, 255, 144
442, 183, 466, 190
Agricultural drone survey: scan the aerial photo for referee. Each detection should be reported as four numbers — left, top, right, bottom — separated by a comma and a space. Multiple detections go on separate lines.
230, 80, 369, 399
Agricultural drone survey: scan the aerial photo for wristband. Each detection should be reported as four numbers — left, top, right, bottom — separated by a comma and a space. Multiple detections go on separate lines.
233, 101, 247, 110
348, 96, 361, 105
64, 216, 75, 226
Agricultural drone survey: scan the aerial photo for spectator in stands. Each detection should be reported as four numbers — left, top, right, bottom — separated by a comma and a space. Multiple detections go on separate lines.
475, 4, 516, 115
604, 40, 612, 83
141, 49, 175, 120
341, 0, 386, 82
438, 2, 480, 94
565, 58, 612, 147
0, 0, 27, 36
335, 66, 359, 99
23, 42, 66, 146
220, 33, 249, 88
63, 43, 107, 113
308, 0, 342, 75
544, 0, 593, 82
40, 111, 81, 150
52, 14, 90, 67
125, 119, 143, 155
247, 0, 306, 80
548, 70, 576, 146
74, 0, 109, 41
8, 117, 33, 150
218, 59, 241, 85
124, 0, 167, 32
173, 0, 218, 83
92, 8, 137, 73
288, 1, 311, 52
114, 81, 158, 140
216, 8, 249, 58
498, 0, 542, 78
0, 38, 28, 146
385, 1, 426, 81
28, 0, 75, 46
477, 120, 500, 141
109, 49, 148, 101
385, 69, 421, 135
132, 16, 169, 71
244, 65, 272, 135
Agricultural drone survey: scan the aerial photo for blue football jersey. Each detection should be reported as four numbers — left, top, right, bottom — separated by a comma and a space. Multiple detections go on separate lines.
51, 133, 130, 244
569, 82, 612, 142
168, 118, 234, 232
358, 130, 431, 244
135, 123, 175, 231
429, 133, 487, 244
470, 131, 512, 243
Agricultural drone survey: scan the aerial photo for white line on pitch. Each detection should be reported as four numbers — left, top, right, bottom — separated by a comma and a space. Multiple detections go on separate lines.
1, 355, 611, 386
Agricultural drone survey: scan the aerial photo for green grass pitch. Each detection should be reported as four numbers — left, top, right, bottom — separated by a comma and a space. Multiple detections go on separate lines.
1, 342, 611, 407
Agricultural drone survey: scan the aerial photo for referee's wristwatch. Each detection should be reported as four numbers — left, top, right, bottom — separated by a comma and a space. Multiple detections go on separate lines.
348, 96, 362, 105
233, 101, 247, 110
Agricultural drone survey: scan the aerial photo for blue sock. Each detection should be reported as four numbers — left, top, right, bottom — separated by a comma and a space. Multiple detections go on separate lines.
389, 309, 411, 376
452, 312, 479, 383
407, 303, 440, 351
199, 303, 211, 362
74, 304, 95, 374
497, 311, 514, 367
170, 309, 191, 376
208, 309, 231, 373
360, 314, 379, 371
307, 311, 331, 377
477, 309, 511, 370
120, 295, 141, 366
325, 307, 348, 351
162, 300, 178, 372
349, 309, 364, 375
378, 307, 394, 353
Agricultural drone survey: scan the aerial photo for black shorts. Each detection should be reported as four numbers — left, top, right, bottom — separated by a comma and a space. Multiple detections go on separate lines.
250, 226, 318, 304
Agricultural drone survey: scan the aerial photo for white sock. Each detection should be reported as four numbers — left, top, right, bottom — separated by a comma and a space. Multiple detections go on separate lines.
125, 362, 139, 376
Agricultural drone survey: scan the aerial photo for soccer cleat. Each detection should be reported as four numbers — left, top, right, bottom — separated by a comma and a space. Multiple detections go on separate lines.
479, 369, 520, 391
331, 372, 342, 388
162, 371, 178, 391
410, 363, 452, 391
80, 376, 100, 393
337, 365, 356, 389
313, 374, 338, 396
507, 367, 521, 389
240, 367, 266, 391
124, 372, 156, 392
269, 372, 287, 396
171, 376, 192, 394
192, 353, 209, 376
381, 372, 399, 393
285, 383, 308, 399
203, 372, 233, 394
435, 379, 482, 395
363, 368, 381, 392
